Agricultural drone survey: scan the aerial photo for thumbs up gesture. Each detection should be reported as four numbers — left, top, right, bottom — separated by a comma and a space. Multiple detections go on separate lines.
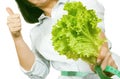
6, 7, 22, 38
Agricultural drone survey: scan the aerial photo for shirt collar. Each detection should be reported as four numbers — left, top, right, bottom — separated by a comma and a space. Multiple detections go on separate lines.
38, 13, 47, 22
58, 0, 69, 3
38, 0, 69, 22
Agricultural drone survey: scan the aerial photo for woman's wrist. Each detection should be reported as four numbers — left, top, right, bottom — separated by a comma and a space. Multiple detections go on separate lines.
12, 33, 23, 42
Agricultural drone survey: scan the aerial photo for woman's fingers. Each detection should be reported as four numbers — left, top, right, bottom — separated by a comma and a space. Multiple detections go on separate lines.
101, 52, 111, 70
6, 7, 14, 15
7, 14, 20, 21
96, 43, 118, 71
7, 22, 21, 28
107, 54, 118, 69
97, 46, 108, 64
99, 51, 118, 71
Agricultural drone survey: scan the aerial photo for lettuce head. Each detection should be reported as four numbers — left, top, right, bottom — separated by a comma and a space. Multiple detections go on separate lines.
51, 2, 106, 64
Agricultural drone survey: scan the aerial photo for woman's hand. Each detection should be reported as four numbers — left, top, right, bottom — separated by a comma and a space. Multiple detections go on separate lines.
97, 32, 118, 71
6, 7, 21, 38
97, 43, 118, 71
90, 43, 118, 77
90, 32, 118, 77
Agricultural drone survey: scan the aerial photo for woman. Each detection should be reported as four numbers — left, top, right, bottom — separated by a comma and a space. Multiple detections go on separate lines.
6, 0, 119, 79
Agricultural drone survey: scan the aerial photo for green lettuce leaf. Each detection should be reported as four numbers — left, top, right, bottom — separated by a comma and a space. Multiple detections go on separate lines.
51, 2, 106, 64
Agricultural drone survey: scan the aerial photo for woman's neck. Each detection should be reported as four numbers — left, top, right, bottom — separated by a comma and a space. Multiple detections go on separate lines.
39, 0, 58, 16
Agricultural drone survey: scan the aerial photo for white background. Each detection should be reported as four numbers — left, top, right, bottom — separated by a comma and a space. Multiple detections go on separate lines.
0, 0, 120, 79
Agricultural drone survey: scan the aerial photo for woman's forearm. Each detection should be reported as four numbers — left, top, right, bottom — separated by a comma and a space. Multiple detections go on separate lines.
13, 35, 35, 71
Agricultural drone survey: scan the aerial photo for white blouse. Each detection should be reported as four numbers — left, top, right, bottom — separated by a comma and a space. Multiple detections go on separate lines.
21, 0, 120, 79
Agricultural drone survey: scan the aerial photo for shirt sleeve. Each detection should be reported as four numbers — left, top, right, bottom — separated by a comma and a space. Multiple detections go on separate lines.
95, 0, 112, 49
94, 0, 105, 32
20, 47, 50, 79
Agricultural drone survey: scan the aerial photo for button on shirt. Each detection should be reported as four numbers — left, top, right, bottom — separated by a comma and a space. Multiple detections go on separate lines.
21, 0, 120, 79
